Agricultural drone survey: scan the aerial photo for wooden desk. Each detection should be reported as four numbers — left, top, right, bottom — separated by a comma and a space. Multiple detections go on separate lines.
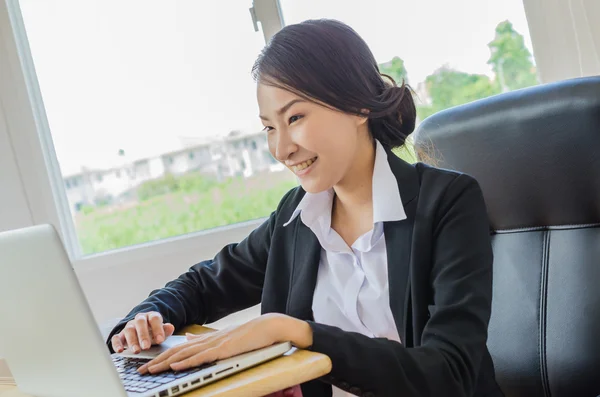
0, 325, 332, 397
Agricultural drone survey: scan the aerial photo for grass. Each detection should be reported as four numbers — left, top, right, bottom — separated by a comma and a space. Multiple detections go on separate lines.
75, 171, 298, 255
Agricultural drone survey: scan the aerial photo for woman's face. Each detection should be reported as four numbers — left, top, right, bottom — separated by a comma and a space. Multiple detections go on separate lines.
257, 83, 368, 194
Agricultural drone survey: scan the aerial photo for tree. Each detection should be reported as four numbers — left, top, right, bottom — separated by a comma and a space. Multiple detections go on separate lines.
379, 56, 409, 85
418, 65, 500, 120
488, 20, 538, 91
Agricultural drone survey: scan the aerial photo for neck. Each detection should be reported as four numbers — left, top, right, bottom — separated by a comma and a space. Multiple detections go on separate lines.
333, 138, 376, 216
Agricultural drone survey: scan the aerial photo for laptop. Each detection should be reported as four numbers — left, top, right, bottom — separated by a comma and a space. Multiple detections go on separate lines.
0, 224, 292, 397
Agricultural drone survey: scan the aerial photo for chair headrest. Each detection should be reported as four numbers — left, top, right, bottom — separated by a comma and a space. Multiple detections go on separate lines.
414, 76, 600, 231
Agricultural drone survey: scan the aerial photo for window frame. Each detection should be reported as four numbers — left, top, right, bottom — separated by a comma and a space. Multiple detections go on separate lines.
0, 0, 284, 264
1, 0, 599, 324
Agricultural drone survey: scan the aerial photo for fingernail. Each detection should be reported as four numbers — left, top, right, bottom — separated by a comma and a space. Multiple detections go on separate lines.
156, 335, 164, 343
141, 340, 150, 349
133, 345, 140, 353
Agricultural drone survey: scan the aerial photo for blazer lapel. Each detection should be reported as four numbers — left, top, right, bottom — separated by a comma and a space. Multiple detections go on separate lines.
385, 201, 416, 344
385, 149, 419, 344
286, 220, 321, 321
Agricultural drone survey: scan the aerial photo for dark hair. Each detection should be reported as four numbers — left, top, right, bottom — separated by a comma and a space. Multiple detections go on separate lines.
252, 19, 416, 150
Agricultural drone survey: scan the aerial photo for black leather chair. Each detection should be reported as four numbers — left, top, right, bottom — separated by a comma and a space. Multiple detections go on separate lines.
414, 76, 600, 397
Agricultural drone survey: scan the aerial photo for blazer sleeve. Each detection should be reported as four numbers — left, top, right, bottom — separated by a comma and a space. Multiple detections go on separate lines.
105, 189, 293, 352
306, 174, 494, 397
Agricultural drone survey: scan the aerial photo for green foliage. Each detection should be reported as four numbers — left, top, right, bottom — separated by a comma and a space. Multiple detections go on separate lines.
403, 19, 536, 123
417, 66, 500, 119
379, 56, 409, 85
393, 137, 418, 164
488, 20, 538, 91
137, 172, 217, 201
80, 205, 95, 215
75, 173, 298, 255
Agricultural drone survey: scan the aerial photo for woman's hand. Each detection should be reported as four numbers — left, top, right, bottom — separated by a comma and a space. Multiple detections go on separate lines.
137, 313, 312, 374
111, 312, 175, 354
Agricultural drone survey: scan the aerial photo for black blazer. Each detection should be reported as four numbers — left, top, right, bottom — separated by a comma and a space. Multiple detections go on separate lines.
108, 150, 503, 397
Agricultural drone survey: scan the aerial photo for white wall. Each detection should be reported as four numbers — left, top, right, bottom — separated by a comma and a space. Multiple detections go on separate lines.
0, 101, 32, 232
524, 0, 600, 82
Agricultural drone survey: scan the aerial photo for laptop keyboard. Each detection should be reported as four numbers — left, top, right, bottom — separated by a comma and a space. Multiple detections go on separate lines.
113, 355, 216, 394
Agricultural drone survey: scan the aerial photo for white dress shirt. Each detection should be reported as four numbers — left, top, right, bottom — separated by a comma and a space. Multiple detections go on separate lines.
284, 140, 406, 397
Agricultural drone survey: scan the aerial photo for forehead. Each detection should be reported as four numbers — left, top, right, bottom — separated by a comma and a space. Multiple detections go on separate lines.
256, 83, 300, 109
257, 83, 334, 116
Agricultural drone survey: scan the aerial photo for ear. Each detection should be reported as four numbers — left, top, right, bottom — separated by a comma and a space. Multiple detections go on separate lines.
354, 109, 370, 127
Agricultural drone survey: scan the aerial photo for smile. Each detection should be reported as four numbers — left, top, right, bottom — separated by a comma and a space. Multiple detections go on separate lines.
291, 157, 318, 174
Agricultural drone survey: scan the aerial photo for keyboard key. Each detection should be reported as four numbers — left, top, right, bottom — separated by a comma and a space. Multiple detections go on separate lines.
139, 381, 161, 389
153, 377, 173, 384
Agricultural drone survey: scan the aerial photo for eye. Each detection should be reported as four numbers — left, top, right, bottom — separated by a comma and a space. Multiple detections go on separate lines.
262, 126, 274, 132
289, 114, 303, 124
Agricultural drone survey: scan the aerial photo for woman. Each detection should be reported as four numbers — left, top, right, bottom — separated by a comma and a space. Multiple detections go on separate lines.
108, 19, 502, 397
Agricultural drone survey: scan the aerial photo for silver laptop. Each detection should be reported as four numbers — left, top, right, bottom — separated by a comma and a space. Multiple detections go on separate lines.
0, 224, 292, 397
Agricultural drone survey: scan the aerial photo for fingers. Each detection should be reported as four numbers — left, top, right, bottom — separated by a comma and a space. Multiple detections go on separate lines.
164, 323, 175, 339
138, 342, 184, 374
169, 347, 217, 372
149, 344, 206, 373
123, 322, 141, 353
113, 313, 173, 357
139, 338, 218, 374
134, 314, 152, 350
111, 333, 125, 353
148, 312, 165, 344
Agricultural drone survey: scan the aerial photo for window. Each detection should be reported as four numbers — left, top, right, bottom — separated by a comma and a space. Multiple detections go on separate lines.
18, 0, 297, 255
280, 0, 539, 124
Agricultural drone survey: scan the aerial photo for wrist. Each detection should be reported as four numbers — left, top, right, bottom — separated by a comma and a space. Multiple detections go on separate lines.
276, 315, 313, 349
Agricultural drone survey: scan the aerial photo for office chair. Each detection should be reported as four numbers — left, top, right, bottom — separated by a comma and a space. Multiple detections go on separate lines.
414, 76, 600, 397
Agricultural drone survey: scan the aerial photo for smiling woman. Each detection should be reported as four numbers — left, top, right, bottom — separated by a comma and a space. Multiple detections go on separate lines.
107, 18, 502, 397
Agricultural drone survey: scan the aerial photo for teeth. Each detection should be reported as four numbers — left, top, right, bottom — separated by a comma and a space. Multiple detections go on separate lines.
292, 157, 317, 172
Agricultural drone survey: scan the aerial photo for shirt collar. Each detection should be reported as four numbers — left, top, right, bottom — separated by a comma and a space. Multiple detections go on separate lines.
283, 140, 407, 227
372, 139, 407, 223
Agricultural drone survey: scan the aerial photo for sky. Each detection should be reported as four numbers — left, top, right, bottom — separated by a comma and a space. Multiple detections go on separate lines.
18, 0, 534, 176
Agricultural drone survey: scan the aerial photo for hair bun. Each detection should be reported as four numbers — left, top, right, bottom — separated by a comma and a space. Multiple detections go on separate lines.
367, 82, 416, 148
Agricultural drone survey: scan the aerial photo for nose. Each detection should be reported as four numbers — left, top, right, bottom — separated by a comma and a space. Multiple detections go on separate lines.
274, 130, 297, 162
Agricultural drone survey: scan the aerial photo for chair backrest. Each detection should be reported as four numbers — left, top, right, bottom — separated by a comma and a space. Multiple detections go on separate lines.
414, 76, 600, 397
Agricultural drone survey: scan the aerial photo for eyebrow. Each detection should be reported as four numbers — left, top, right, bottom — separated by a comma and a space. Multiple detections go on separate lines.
259, 99, 306, 121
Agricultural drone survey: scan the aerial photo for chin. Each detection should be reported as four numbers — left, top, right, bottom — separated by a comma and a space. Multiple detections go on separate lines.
298, 180, 332, 194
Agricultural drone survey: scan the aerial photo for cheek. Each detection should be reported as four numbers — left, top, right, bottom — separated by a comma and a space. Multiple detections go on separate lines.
312, 118, 357, 160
